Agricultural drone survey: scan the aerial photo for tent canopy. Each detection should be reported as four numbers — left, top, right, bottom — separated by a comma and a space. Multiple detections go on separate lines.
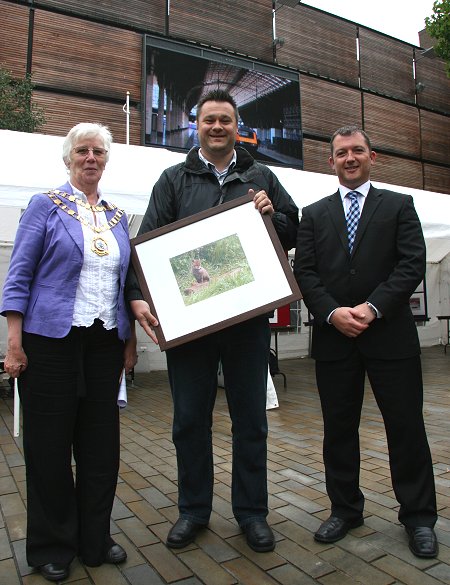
0, 129, 449, 360
1, 129, 449, 262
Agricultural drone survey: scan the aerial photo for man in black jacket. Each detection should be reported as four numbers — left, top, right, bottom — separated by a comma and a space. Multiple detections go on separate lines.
294, 125, 438, 558
128, 89, 299, 552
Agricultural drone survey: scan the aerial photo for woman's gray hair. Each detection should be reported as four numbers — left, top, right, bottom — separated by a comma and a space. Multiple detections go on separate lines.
62, 122, 113, 165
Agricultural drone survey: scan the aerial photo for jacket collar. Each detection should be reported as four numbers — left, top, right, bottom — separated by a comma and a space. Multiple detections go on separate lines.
184, 146, 255, 174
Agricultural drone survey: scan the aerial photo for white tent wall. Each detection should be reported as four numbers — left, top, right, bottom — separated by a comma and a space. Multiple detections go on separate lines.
0, 130, 449, 372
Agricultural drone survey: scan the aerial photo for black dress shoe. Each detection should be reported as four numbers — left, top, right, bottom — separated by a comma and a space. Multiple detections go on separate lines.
104, 542, 127, 564
406, 526, 438, 558
38, 563, 69, 582
314, 515, 364, 543
242, 519, 275, 552
166, 518, 205, 549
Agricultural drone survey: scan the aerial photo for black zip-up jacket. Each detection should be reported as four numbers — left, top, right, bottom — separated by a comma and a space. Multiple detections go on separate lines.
127, 146, 299, 300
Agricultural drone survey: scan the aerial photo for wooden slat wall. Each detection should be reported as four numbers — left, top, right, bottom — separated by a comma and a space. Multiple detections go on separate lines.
416, 56, 450, 114
424, 163, 450, 195
0, 1, 29, 76
420, 110, 450, 165
169, 0, 273, 62
276, 5, 359, 86
363, 94, 420, 157
34, 0, 166, 33
302, 138, 333, 176
300, 76, 362, 140
33, 91, 141, 145
359, 29, 415, 103
370, 153, 423, 190
32, 11, 142, 102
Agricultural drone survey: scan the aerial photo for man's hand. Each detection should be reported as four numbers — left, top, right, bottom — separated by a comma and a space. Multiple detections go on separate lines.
353, 302, 376, 326
330, 306, 370, 338
249, 188, 274, 216
130, 300, 159, 344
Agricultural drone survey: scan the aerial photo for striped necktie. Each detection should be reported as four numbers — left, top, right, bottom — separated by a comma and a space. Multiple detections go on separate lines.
346, 191, 360, 253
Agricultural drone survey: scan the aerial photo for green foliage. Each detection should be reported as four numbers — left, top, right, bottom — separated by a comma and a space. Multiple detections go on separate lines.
170, 234, 255, 306
425, 0, 450, 77
183, 264, 254, 306
0, 67, 46, 132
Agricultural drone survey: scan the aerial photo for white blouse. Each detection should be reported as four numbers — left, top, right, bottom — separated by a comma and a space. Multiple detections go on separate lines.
70, 185, 121, 330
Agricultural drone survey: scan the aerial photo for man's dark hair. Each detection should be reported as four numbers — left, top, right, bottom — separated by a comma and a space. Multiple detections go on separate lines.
196, 89, 239, 122
330, 125, 372, 155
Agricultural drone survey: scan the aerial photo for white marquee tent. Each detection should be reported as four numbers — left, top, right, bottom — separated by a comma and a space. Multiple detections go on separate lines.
1, 129, 449, 372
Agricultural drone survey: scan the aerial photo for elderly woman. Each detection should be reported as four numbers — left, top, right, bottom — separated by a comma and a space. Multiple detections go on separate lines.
0, 123, 136, 582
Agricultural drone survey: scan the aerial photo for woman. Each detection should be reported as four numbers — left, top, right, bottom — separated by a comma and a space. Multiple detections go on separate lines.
1, 123, 136, 582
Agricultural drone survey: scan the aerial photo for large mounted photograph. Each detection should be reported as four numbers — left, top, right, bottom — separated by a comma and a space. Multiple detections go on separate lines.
131, 195, 301, 350
143, 35, 303, 169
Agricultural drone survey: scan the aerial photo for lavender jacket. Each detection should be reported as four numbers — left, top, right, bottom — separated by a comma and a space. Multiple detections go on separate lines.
0, 182, 132, 341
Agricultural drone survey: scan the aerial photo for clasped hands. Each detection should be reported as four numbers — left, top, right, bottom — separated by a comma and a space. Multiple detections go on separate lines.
330, 303, 376, 338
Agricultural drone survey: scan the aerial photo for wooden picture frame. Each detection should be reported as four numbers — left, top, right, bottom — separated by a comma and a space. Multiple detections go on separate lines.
130, 194, 301, 350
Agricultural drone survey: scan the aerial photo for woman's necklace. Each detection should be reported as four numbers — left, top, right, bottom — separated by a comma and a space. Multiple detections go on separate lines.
47, 190, 124, 256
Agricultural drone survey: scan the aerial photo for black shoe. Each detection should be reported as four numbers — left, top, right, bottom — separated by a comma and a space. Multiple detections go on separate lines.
104, 543, 127, 564
314, 515, 364, 543
166, 518, 205, 549
38, 563, 69, 582
242, 519, 275, 552
406, 526, 438, 558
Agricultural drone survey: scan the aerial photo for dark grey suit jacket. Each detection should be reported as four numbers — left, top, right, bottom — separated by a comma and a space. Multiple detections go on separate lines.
294, 185, 426, 361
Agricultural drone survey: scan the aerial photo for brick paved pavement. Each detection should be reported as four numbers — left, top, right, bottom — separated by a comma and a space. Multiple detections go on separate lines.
0, 346, 449, 584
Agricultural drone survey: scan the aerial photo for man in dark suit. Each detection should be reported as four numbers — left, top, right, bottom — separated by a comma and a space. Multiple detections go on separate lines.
294, 125, 438, 558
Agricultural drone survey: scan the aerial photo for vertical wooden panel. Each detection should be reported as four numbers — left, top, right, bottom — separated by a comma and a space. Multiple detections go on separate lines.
416, 54, 450, 115
420, 110, 450, 165
359, 29, 416, 103
276, 5, 359, 86
169, 0, 273, 62
32, 11, 142, 101
300, 76, 362, 140
0, 1, 29, 76
424, 163, 450, 195
302, 138, 333, 176
363, 94, 420, 157
34, 0, 166, 33
33, 91, 141, 145
370, 153, 423, 190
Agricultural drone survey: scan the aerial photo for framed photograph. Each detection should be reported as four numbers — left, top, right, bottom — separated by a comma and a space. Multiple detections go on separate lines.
131, 194, 301, 350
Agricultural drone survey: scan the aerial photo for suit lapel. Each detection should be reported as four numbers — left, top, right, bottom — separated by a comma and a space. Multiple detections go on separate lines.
52, 183, 84, 254
326, 191, 349, 253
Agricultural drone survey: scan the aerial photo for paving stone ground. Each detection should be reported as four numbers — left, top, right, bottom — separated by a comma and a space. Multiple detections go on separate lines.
0, 346, 449, 585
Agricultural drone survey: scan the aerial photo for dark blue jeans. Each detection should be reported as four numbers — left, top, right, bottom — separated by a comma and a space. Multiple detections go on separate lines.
166, 315, 271, 526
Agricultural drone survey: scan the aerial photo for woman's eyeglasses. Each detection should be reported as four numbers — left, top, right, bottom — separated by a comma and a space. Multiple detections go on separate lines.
73, 147, 108, 158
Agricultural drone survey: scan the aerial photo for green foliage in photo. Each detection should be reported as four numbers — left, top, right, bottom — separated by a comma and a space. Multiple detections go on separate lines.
170, 233, 255, 305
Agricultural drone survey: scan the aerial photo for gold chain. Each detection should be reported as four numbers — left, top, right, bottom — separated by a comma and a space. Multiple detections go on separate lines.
46, 190, 124, 234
